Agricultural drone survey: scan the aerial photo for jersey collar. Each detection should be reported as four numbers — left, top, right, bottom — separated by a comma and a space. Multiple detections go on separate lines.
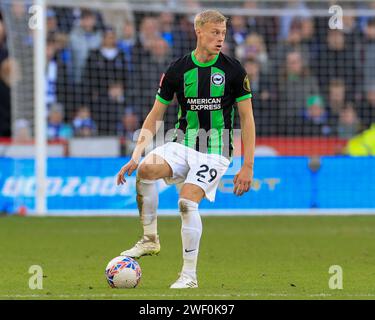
191, 50, 219, 67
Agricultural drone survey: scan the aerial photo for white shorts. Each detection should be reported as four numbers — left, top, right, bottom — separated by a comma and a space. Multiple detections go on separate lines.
146, 142, 230, 202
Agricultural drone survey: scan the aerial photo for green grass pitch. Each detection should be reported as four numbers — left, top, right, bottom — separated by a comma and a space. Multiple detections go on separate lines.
1, 215, 375, 300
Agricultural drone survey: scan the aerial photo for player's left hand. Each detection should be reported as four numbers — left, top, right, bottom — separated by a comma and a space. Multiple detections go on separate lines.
233, 164, 253, 196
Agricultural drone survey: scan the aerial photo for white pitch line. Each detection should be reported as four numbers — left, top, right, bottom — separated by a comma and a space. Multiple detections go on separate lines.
2, 293, 375, 298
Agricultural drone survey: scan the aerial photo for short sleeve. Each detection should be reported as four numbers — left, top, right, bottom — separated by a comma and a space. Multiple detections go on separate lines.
232, 64, 253, 103
155, 63, 177, 105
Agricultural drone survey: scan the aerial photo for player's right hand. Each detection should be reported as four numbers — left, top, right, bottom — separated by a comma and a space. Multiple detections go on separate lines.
116, 158, 139, 185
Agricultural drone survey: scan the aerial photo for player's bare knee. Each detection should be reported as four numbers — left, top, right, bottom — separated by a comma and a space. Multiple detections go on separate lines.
180, 185, 205, 204
137, 163, 157, 180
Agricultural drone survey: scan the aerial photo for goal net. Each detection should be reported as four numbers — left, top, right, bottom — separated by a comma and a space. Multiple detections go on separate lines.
1, 0, 375, 214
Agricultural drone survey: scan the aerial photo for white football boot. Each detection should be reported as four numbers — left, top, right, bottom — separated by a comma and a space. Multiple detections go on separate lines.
170, 272, 198, 289
120, 235, 160, 258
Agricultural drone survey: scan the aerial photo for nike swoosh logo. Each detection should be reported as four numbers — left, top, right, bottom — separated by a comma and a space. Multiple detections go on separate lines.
185, 82, 194, 87
185, 249, 196, 253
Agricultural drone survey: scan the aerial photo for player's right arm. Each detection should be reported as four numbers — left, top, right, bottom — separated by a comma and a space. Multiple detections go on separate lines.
116, 99, 168, 185
117, 62, 177, 185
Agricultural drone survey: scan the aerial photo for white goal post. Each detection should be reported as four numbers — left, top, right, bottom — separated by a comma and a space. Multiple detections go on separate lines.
34, 0, 47, 215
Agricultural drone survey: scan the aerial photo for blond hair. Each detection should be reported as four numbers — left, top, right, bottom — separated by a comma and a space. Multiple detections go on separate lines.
194, 10, 227, 30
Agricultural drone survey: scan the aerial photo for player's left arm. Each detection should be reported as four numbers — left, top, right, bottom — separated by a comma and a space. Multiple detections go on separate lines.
233, 98, 256, 196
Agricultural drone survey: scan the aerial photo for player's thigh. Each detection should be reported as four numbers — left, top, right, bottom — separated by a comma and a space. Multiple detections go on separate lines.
137, 154, 173, 180
179, 183, 205, 203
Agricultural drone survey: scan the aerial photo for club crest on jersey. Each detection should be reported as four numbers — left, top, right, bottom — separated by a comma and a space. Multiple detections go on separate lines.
211, 73, 225, 86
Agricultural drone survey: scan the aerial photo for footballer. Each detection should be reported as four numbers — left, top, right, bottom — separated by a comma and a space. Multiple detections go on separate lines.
117, 9, 256, 289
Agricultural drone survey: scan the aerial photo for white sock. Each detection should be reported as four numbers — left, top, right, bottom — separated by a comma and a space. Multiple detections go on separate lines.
136, 177, 158, 239
178, 198, 202, 279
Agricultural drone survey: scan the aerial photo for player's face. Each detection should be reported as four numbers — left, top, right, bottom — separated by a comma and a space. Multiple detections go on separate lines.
198, 22, 226, 56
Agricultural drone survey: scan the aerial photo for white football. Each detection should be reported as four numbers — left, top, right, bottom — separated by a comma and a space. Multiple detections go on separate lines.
105, 256, 142, 288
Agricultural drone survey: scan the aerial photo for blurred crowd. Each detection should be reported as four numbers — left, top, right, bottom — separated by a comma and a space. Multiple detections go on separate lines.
0, 1, 375, 155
